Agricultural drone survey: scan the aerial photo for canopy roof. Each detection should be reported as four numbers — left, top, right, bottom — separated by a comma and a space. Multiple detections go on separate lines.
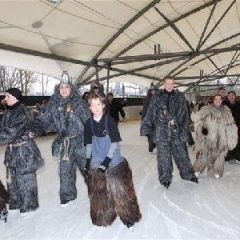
0, 0, 240, 89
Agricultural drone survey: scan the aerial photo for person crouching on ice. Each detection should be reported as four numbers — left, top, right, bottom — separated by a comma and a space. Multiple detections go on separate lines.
84, 94, 142, 228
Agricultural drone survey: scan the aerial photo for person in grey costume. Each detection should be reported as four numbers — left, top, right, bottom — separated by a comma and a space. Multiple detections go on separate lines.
0, 88, 44, 216
140, 76, 198, 189
30, 71, 91, 206
140, 82, 159, 152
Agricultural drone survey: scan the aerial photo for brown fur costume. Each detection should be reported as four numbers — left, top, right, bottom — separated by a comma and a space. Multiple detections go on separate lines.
191, 104, 238, 178
0, 179, 9, 222
88, 159, 141, 227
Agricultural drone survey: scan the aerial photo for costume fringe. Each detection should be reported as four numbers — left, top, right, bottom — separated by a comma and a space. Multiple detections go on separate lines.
87, 159, 141, 227
88, 168, 116, 226
108, 159, 142, 226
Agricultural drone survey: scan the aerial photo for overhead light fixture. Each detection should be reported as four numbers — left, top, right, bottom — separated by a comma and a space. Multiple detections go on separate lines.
32, 21, 43, 29
47, 0, 62, 3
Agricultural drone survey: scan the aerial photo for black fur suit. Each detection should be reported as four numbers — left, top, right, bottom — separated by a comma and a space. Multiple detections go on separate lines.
141, 85, 159, 152
140, 89, 196, 186
0, 103, 44, 213
0, 179, 9, 222
31, 85, 91, 204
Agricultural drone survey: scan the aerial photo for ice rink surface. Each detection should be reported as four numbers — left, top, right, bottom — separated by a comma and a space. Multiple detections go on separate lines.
1, 120, 240, 240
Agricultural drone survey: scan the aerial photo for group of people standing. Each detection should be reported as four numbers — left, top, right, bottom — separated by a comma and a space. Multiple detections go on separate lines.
0, 73, 141, 228
140, 77, 239, 188
0, 73, 239, 228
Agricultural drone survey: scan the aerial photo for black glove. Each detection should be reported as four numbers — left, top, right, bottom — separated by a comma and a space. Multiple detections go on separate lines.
202, 128, 208, 136
83, 158, 91, 175
98, 157, 111, 173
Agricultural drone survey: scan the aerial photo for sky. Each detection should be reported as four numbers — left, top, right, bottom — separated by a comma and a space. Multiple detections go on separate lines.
1, 120, 240, 240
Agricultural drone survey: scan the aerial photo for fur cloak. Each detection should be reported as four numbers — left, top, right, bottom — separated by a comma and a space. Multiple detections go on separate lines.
191, 104, 238, 177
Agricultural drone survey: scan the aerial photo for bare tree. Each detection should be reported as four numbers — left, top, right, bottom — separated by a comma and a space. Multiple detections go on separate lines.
0, 66, 38, 94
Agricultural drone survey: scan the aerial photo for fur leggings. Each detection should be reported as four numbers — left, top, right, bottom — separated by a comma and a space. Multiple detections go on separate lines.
87, 159, 141, 227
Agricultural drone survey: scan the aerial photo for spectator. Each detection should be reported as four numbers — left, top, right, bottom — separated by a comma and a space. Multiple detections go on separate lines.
82, 91, 89, 103
217, 86, 227, 103
224, 91, 240, 163
106, 93, 125, 125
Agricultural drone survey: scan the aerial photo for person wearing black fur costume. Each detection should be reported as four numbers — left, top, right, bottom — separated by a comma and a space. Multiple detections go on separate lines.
140, 76, 198, 189
29, 71, 91, 207
84, 94, 141, 228
141, 82, 159, 152
0, 88, 44, 217
0, 179, 9, 222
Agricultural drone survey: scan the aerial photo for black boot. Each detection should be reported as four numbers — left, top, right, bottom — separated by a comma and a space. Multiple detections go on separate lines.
126, 221, 134, 228
0, 208, 8, 223
189, 176, 198, 183
162, 181, 171, 189
148, 143, 156, 153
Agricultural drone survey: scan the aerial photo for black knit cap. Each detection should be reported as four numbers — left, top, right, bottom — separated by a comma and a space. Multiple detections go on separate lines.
6, 88, 22, 101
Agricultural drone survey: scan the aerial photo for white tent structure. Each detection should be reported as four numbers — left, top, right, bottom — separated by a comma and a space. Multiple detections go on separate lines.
0, 0, 240, 89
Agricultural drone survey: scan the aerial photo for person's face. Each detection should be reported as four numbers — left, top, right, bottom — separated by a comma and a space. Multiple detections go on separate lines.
213, 95, 222, 107
89, 98, 105, 117
228, 93, 236, 102
218, 89, 225, 97
93, 88, 99, 94
59, 84, 71, 99
4, 92, 18, 106
164, 79, 175, 92
83, 94, 89, 100
151, 89, 156, 95
107, 95, 113, 102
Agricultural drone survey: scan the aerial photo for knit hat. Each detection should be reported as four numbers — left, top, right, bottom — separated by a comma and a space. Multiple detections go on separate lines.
6, 88, 22, 101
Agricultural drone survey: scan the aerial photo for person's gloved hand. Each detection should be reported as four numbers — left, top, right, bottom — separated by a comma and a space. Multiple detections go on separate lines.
83, 158, 91, 175
98, 157, 111, 173
202, 128, 208, 136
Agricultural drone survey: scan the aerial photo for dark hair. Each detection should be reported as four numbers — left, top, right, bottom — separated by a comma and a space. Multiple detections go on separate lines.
107, 93, 113, 97
82, 91, 89, 99
227, 90, 236, 96
218, 86, 225, 91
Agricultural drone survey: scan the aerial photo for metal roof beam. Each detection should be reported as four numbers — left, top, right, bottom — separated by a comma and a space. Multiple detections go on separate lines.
196, 0, 218, 51
198, 0, 236, 50
154, 6, 194, 52
76, 0, 161, 84
80, 0, 221, 84
98, 45, 240, 65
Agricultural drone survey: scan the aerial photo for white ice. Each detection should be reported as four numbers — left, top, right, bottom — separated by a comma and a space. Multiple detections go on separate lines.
1, 121, 240, 240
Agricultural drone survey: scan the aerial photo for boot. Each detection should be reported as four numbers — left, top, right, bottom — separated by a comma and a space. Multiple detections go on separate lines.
162, 181, 171, 189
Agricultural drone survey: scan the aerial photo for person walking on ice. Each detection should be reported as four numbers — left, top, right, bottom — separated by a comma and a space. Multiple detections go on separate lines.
84, 94, 142, 228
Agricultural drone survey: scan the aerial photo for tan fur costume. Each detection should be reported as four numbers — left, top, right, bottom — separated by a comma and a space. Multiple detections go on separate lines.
88, 159, 142, 227
191, 105, 238, 178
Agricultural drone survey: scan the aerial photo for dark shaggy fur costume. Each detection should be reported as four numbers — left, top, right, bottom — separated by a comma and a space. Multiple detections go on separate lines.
141, 89, 196, 186
88, 159, 141, 227
31, 84, 91, 203
0, 180, 9, 222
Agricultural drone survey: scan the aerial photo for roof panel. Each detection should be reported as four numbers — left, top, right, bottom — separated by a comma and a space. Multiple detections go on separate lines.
0, 0, 239, 88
